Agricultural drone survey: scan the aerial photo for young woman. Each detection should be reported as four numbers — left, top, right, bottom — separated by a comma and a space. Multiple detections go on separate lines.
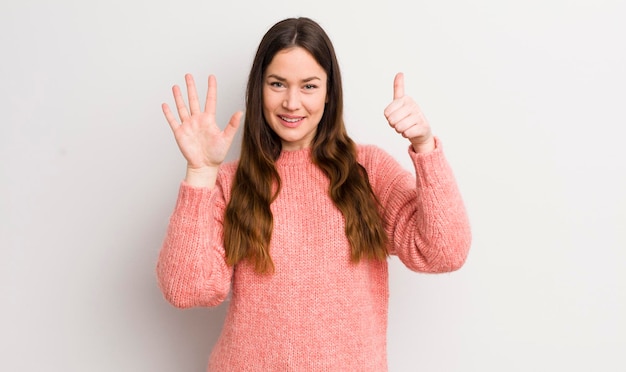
157, 17, 471, 371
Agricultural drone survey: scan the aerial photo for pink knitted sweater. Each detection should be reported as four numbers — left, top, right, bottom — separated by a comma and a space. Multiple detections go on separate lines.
157, 138, 471, 371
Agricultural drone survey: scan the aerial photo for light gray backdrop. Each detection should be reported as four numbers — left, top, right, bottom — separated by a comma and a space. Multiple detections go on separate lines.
1, 0, 624, 371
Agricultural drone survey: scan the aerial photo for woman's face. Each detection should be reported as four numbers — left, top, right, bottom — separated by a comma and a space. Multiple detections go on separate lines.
262, 47, 328, 151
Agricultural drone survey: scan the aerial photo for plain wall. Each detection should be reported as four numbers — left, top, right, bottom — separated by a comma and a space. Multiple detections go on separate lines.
1, 0, 624, 371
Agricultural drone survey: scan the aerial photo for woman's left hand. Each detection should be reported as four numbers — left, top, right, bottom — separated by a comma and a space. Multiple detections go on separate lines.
384, 73, 435, 153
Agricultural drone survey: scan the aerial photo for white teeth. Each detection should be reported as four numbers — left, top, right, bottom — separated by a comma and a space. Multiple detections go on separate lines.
280, 116, 301, 123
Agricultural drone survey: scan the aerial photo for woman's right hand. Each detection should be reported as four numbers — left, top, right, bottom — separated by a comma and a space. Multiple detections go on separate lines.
162, 74, 242, 187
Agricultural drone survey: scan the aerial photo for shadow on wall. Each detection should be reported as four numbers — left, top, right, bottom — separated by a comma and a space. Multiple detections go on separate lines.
150, 298, 228, 369
100, 221, 229, 370
89, 175, 231, 370
144, 252, 229, 369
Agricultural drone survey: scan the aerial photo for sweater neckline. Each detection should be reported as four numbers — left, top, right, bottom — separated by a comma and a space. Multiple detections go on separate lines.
276, 147, 313, 166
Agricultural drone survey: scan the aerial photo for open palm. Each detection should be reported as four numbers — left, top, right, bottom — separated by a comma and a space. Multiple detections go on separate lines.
162, 74, 242, 170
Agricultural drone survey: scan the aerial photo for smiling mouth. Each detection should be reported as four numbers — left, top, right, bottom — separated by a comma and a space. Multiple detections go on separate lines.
279, 115, 303, 123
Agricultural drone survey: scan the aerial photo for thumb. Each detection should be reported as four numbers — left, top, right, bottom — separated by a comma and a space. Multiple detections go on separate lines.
393, 72, 405, 100
223, 111, 243, 141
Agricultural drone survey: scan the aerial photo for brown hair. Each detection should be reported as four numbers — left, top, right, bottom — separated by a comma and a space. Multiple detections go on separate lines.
223, 17, 388, 273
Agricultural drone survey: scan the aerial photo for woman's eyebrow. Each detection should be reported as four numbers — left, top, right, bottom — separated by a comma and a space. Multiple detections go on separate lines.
266, 74, 322, 83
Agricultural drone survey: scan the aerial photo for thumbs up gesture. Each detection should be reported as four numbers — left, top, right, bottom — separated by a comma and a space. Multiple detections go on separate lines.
383, 73, 435, 153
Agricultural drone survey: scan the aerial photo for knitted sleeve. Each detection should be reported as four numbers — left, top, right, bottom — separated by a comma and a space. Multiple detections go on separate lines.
363, 138, 472, 273
156, 169, 233, 308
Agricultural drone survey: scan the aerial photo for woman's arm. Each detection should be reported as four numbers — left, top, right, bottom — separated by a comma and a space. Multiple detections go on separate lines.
156, 178, 233, 308
157, 74, 241, 307
378, 73, 471, 272
366, 140, 471, 273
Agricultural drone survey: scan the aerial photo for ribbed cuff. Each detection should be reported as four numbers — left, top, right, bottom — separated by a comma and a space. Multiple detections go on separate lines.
174, 182, 217, 218
408, 137, 455, 188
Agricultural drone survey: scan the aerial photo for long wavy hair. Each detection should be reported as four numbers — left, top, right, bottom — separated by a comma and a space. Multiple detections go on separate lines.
223, 17, 388, 274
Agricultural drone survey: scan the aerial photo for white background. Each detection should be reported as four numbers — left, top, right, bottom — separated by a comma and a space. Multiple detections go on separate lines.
1, 0, 625, 371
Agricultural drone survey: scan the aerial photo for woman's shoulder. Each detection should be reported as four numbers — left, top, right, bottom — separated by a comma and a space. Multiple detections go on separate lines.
356, 143, 387, 156
356, 143, 396, 169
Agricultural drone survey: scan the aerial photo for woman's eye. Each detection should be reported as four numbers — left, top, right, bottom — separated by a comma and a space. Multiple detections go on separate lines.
304, 84, 317, 90
270, 81, 283, 88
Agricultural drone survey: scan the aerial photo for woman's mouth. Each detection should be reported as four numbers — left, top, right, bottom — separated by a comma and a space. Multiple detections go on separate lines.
279, 115, 303, 128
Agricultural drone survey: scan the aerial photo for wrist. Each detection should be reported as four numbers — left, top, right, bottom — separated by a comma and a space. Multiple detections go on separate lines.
410, 135, 436, 153
184, 165, 219, 188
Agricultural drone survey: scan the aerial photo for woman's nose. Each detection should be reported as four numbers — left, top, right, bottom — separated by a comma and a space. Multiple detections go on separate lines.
282, 89, 300, 110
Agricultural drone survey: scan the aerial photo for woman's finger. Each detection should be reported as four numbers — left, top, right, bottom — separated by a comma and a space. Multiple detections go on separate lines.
185, 74, 201, 115
172, 84, 189, 123
205, 75, 217, 117
385, 100, 412, 128
223, 111, 243, 143
393, 72, 405, 100
162, 103, 180, 132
